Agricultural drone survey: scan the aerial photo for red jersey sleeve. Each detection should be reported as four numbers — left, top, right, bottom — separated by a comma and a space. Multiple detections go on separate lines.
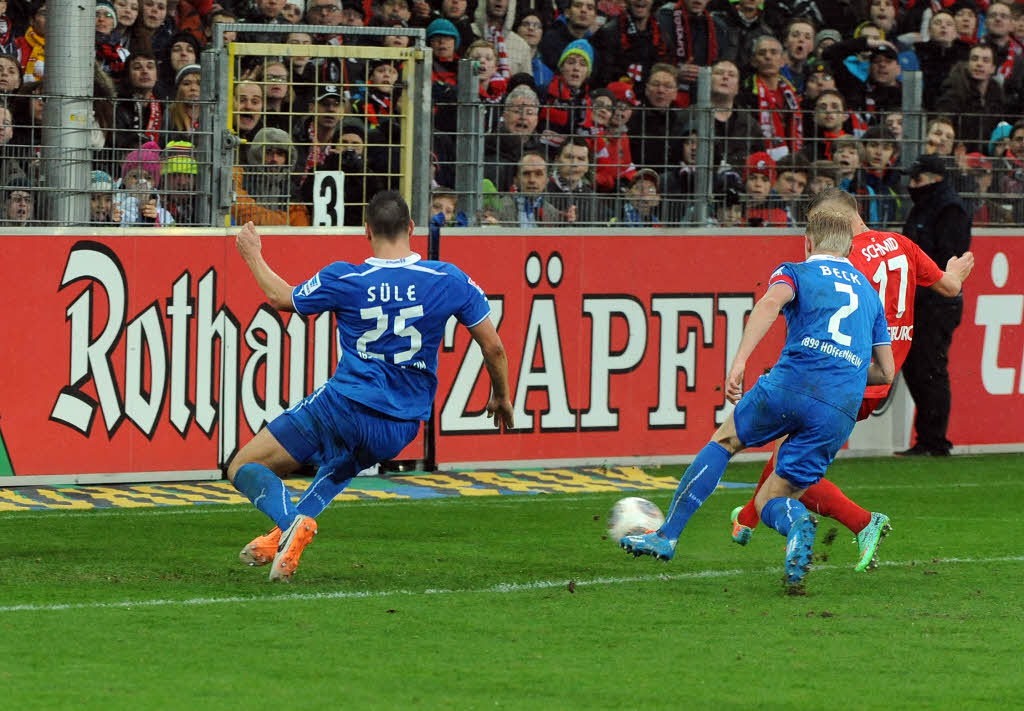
904, 237, 943, 288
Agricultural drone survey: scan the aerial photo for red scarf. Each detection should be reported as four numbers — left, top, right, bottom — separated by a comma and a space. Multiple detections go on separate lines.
145, 98, 162, 144
755, 76, 802, 153
480, 73, 508, 102
540, 75, 591, 136
304, 121, 330, 175
484, 25, 511, 79
671, 4, 718, 64
822, 129, 846, 160
997, 36, 1023, 82
619, 11, 667, 83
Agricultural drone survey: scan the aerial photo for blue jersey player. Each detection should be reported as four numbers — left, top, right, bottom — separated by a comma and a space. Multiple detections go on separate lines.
229, 192, 514, 582
621, 210, 895, 591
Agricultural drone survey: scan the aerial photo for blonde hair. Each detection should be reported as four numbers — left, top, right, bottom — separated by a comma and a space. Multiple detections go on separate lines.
806, 209, 854, 256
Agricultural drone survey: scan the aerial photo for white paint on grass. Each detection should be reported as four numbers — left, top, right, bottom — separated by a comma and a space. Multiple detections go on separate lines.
0, 555, 1020, 615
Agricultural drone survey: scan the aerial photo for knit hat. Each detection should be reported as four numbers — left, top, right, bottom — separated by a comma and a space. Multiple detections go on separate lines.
989, 121, 1013, 155
96, 2, 118, 25
426, 18, 461, 49
744, 151, 776, 182
163, 140, 198, 175
168, 32, 202, 62
90, 170, 114, 192
606, 80, 640, 106
559, 39, 594, 73
122, 141, 162, 187
815, 29, 841, 48
175, 63, 201, 87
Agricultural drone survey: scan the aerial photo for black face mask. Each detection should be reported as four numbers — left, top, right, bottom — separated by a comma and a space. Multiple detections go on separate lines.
340, 150, 363, 172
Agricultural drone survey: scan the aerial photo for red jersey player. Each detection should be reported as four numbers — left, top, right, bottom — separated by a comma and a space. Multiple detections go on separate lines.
729, 188, 975, 571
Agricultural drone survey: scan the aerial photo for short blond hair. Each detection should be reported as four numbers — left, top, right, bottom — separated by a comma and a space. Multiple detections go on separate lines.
806, 209, 854, 256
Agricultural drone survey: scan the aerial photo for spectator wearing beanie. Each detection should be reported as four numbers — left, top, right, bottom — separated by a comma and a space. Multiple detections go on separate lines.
540, 38, 594, 138
162, 63, 202, 142
115, 140, 174, 225
741, 151, 787, 227
95, 2, 129, 76
432, 0, 479, 52
538, 0, 596, 73
590, 0, 669, 88
156, 31, 202, 100
162, 140, 199, 224
427, 17, 461, 131
89, 170, 121, 224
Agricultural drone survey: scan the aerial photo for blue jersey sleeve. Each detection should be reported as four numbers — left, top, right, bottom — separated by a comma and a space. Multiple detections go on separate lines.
767, 263, 798, 295
291, 262, 351, 315
448, 265, 491, 328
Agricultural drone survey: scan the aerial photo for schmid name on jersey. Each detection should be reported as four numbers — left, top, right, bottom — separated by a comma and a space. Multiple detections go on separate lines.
858, 236, 901, 263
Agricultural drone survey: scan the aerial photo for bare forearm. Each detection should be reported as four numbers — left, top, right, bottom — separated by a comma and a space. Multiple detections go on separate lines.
482, 344, 510, 399
734, 297, 783, 367
244, 253, 294, 311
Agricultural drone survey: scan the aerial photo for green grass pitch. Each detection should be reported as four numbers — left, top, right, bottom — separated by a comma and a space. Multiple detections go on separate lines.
0, 454, 1021, 710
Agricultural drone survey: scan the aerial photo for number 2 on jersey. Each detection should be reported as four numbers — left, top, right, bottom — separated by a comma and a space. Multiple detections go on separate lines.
870, 254, 908, 318
357, 306, 424, 363
828, 282, 860, 346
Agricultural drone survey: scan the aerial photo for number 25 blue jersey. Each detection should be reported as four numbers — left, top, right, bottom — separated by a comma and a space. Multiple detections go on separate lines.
764, 254, 891, 418
291, 253, 491, 421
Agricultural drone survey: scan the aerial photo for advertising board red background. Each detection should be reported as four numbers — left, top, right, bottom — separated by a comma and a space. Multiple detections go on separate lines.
0, 230, 1020, 479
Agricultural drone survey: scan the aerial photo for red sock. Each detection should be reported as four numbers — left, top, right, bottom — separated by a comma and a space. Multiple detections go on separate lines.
735, 454, 774, 529
799, 478, 872, 534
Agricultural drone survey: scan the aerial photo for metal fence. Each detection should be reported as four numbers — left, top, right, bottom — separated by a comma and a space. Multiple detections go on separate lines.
3, 52, 1022, 230
438, 68, 1024, 229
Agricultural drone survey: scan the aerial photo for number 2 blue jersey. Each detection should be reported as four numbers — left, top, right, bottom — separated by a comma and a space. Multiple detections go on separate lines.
764, 254, 891, 418
291, 253, 491, 421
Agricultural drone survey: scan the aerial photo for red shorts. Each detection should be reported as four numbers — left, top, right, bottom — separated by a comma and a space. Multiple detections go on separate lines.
857, 397, 884, 421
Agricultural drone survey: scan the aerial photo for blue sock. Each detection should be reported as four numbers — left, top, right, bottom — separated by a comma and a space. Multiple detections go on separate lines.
295, 466, 354, 518
760, 497, 809, 537
659, 441, 732, 540
233, 462, 298, 531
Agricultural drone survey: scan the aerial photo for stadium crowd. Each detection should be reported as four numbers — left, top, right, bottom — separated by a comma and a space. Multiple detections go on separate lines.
1, 0, 1023, 227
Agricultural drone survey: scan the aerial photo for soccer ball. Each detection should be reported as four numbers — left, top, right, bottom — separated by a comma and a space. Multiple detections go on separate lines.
606, 497, 665, 542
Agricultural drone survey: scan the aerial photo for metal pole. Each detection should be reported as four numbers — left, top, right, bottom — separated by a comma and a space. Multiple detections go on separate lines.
197, 49, 217, 226
693, 66, 713, 226
42, 0, 94, 225
455, 58, 483, 225
901, 71, 924, 169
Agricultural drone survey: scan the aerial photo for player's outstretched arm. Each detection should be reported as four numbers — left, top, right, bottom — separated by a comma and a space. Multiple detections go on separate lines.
236, 221, 296, 312
867, 344, 895, 385
725, 283, 794, 404
930, 251, 975, 297
468, 317, 514, 430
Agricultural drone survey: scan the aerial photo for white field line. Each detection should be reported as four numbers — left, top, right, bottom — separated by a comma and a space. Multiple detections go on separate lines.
0, 555, 1021, 615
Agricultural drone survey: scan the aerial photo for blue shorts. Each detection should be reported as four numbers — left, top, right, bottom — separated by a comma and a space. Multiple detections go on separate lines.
733, 378, 855, 489
267, 380, 420, 478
